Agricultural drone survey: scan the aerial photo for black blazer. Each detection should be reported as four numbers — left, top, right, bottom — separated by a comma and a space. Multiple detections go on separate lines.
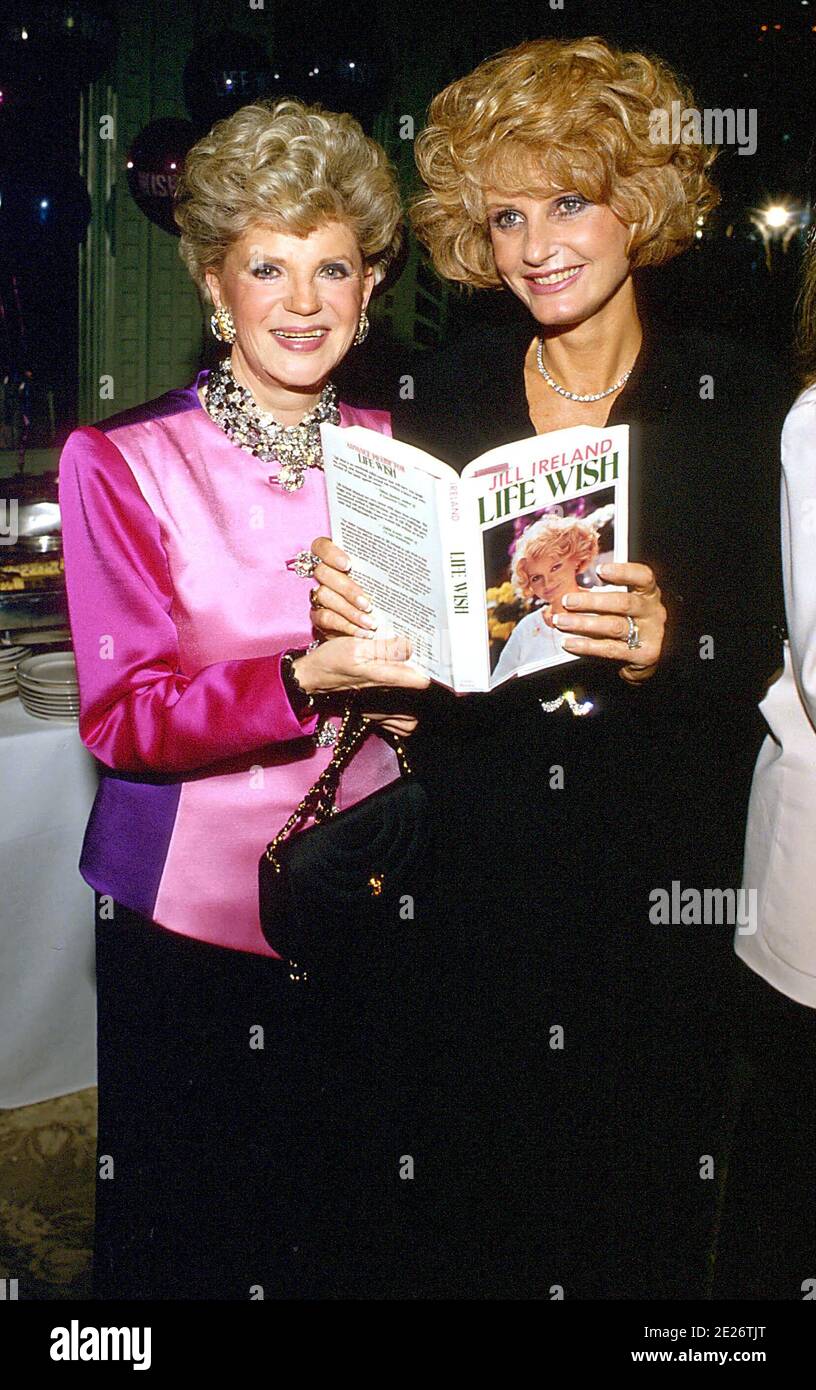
389, 306, 794, 894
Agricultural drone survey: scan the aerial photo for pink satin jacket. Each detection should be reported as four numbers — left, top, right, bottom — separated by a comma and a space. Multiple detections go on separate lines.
58, 368, 399, 957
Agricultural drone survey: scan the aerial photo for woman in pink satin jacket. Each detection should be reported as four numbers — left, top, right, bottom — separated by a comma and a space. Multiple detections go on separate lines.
59, 99, 428, 1300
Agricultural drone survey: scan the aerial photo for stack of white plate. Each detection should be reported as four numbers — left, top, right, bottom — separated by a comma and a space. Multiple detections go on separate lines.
16, 651, 79, 723
0, 645, 33, 700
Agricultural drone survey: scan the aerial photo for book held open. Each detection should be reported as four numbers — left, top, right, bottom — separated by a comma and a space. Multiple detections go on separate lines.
321, 422, 629, 693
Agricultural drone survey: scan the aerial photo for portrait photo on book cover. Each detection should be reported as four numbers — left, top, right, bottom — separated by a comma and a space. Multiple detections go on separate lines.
485, 490, 616, 681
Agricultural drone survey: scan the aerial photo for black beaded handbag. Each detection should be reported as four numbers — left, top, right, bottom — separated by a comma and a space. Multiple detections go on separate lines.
258, 706, 434, 982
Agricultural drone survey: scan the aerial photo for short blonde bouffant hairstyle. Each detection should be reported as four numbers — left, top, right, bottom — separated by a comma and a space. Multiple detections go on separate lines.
412, 36, 720, 288
174, 98, 403, 296
512, 515, 600, 601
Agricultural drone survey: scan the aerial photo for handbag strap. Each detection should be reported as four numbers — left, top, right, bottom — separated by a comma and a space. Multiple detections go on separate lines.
262, 703, 414, 874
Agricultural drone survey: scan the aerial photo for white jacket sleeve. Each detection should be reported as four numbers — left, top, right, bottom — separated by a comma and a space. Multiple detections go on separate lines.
780, 388, 816, 729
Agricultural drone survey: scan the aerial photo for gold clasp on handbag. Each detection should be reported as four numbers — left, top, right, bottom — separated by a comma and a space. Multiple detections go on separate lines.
262, 708, 414, 873
263, 704, 367, 873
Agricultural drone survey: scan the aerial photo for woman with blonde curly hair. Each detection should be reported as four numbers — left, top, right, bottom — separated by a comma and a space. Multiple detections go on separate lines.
59, 98, 430, 1299
492, 511, 604, 680
310, 36, 793, 1297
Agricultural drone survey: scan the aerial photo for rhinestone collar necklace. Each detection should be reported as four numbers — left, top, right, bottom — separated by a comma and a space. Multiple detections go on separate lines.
202, 357, 340, 491
536, 337, 632, 404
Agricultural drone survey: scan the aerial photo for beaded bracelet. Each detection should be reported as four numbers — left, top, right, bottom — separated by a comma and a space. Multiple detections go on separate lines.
280, 649, 316, 718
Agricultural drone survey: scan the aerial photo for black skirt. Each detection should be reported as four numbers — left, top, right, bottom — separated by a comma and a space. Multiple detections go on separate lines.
92, 892, 445, 1300
713, 959, 816, 1299
93, 874, 722, 1300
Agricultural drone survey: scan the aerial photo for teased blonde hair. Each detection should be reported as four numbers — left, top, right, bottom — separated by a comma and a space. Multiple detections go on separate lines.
512, 515, 599, 600
174, 98, 403, 295
412, 36, 720, 288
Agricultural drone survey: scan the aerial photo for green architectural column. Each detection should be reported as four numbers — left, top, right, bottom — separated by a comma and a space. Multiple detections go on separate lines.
78, 0, 204, 423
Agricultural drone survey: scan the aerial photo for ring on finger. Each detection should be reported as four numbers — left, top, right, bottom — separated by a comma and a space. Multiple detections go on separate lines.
309, 586, 323, 610
289, 549, 321, 579
625, 615, 642, 650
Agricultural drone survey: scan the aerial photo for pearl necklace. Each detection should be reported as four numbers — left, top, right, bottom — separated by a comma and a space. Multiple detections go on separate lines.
536, 338, 632, 403
202, 357, 340, 491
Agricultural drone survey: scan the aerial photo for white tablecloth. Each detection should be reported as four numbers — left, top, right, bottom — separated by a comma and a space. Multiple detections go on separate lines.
0, 696, 99, 1108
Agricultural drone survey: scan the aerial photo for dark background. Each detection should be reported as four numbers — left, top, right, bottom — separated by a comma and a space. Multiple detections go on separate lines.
0, 0, 812, 440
